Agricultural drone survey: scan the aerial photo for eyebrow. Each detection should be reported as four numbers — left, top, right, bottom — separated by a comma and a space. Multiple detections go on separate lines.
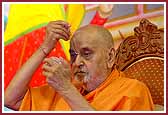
69, 46, 94, 54
81, 47, 92, 52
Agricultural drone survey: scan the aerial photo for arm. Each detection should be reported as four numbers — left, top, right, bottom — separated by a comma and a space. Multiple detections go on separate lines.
4, 20, 71, 110
4, 46, 48, 110
42, 57, 95, 111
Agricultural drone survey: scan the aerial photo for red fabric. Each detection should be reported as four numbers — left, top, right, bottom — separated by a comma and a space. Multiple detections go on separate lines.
4, 27, 67, 88
90, 11, 108, 25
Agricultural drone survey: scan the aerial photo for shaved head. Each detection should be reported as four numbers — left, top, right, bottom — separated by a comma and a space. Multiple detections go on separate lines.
71, 24, 114, 49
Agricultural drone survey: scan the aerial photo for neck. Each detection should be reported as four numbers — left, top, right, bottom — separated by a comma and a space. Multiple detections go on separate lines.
85, 68, 112, 92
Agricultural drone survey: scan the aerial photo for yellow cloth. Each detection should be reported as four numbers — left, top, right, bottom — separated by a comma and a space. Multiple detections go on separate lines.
19, 69, 154, 111
5, 4, 85, 60
5, 4, 64, 44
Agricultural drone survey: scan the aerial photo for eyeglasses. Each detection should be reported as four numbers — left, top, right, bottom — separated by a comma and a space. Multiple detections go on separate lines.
69, 49, 79, 64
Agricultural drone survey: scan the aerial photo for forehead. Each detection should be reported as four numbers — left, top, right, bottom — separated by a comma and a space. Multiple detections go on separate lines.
70, 31, 101, 50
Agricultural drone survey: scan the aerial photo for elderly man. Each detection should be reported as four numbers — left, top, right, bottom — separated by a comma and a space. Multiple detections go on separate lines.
5, 20, 154, 111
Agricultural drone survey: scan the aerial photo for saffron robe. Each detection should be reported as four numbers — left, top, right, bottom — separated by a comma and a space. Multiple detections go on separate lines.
19, 69, 154, 111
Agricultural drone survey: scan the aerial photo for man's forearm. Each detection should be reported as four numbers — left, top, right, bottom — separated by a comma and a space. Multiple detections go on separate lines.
4, 46, 49, 109
59, 83, 95, 111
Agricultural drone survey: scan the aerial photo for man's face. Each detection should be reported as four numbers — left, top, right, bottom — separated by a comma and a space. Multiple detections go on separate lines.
70, 31, 109, 91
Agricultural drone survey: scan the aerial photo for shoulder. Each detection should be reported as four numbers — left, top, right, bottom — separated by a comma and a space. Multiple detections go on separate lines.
120, 77, 151, 97
125, 77, 145, 86
119, 71, 148, 90
122, 76, 148, 90
128, 78, 148, 89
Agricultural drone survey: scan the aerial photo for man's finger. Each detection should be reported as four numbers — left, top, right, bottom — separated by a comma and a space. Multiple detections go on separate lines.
43, 58, 55, 66
49, 20, 70, 29
50, 28, 69, 40
50, 24, 70, 37
51, 57, 63, 65
42, 71, 53, 78
42, 64, 55, 73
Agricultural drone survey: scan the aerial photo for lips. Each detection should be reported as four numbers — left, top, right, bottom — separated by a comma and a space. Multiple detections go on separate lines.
75, 71, 86, 76
74, 71, 86, 82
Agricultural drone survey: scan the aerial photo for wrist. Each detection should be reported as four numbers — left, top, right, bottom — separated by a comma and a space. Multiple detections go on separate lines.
58, 82, 77, 97
41, 36, 59, 53
40, 41, 57, 55
58, 83, 94, 111
39, 46, 49, 56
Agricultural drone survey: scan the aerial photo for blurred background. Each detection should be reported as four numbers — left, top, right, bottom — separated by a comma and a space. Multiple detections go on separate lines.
3, 3, 164, 92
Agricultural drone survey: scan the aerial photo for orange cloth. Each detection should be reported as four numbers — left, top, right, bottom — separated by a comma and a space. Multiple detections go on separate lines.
19, 69, 154, 111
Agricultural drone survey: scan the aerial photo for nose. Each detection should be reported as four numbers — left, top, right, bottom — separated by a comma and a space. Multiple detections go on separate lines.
74, 54, 84, 68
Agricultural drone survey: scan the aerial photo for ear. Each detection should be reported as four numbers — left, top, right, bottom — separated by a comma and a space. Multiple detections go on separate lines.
107, 47, 115, 69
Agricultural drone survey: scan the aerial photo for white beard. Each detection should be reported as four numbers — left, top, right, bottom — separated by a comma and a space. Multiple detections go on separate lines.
74, 73, 91, 84
83, 74, 91, 83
